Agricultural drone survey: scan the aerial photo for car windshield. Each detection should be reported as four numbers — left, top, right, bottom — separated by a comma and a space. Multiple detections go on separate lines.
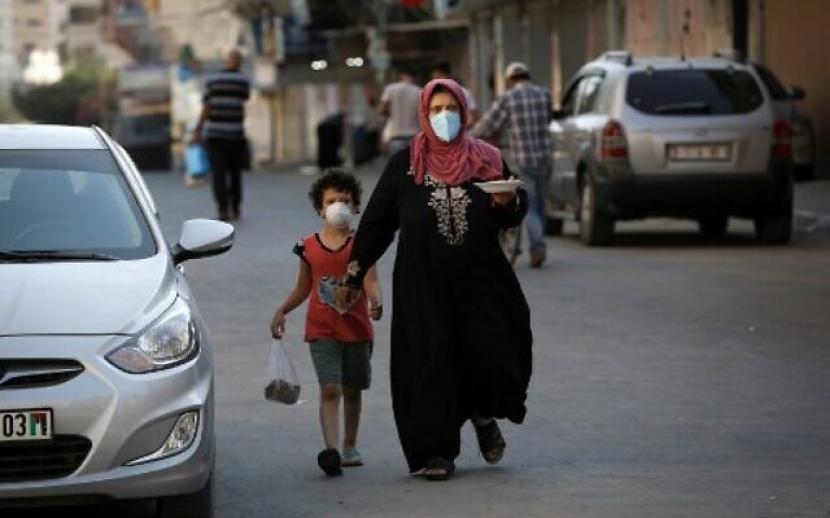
626, 68, 764, 116
0, 149, 156, 260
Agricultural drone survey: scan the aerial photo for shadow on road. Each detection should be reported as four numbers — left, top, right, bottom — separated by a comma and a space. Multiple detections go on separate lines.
10, 500, 156, 518
555, 230, 763, 249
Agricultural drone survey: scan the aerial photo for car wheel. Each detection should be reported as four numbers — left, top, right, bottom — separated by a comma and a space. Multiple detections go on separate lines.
698, 216, 728, 238
579, 176, 614, 246
545, 217, 564, 236
157, 474, 214, 518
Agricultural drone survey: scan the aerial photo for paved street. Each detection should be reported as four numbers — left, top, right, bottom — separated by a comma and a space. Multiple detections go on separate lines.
23, 164, 830, 517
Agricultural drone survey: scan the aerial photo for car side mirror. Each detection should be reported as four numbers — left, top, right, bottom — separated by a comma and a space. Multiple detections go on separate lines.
173, 219, 234, 264
790, 86, 806, 101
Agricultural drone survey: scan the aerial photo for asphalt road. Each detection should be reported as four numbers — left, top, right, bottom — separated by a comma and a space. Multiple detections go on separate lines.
18, 165, 830, 517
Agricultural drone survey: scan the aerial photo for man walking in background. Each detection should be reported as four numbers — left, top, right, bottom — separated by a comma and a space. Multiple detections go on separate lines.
380, 67, 421, 157
193, 49, 251, 222
473, 62, 553, 268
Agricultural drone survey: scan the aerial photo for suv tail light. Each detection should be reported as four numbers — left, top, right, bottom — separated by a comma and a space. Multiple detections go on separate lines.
601, 119, 628, 160
771, 120, 792, 158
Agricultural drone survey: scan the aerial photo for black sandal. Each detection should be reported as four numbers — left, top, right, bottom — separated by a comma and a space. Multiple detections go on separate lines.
317, 448, 342, 476
424, 457, 455, 481
474, 420, 506, 465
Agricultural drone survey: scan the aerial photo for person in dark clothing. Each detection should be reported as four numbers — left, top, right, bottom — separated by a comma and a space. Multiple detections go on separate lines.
193, 49, 251, 221
316, 113, 344, 170
337, 79, 533, 481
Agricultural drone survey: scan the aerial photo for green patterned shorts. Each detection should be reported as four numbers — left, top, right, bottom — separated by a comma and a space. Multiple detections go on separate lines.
309, 340, 373, 390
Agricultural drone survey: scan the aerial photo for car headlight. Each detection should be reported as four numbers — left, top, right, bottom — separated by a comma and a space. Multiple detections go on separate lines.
107, 298, 199, 374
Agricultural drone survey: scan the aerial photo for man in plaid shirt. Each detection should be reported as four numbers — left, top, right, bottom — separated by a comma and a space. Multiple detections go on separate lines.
473, 62, 553, 268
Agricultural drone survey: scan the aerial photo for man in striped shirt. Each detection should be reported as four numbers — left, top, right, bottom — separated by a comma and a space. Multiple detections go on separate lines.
473, 62, 553, 268
194, 49, 251, 221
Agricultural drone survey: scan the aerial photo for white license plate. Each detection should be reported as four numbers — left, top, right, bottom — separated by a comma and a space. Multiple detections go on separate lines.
0, 409, 53, 442
668, 143, 732, 161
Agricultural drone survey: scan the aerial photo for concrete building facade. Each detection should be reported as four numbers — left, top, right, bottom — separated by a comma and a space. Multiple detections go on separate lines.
12, 0, 67, 61
65, 0, 104, 62
0, 0, 17, 103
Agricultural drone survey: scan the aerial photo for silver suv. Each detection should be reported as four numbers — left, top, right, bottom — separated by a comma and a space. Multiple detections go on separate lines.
548, 51, 794, 245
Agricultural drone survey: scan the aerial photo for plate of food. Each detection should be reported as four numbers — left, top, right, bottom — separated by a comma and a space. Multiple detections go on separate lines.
473, 179, 523, 194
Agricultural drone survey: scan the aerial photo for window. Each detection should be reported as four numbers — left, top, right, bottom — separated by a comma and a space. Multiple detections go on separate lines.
69, 6, 100, 24
576, 75, 603, 114
626, 68, 764, 116
0, 150, 156, 259
560, 80, 580, 117
753, 63, 789, 101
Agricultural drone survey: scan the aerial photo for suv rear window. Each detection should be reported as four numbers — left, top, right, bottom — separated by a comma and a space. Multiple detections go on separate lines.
626, 68, 764, 116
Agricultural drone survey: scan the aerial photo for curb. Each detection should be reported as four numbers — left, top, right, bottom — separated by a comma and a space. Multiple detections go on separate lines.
794, 210, 830, 234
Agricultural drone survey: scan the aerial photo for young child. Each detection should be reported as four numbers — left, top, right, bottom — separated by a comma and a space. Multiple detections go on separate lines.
271, 169, 382, 477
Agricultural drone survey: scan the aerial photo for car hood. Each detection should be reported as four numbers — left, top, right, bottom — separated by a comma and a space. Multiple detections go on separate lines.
0, 254, 177, 336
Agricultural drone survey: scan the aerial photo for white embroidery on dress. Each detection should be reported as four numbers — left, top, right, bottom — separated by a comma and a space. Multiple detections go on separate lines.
425, 173, 471, 246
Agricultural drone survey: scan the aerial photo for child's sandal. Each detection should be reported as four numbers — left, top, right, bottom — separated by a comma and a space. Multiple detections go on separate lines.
317, 448, 342, 476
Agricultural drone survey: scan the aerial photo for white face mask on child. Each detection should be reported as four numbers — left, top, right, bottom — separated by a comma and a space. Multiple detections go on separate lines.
324, 202, 354, 229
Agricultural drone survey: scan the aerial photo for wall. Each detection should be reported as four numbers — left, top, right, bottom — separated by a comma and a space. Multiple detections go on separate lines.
625, 0, 731, 58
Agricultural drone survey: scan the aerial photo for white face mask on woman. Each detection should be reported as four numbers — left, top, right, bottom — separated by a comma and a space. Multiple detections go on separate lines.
429, 110, 462, 143
324, 201, 354, 229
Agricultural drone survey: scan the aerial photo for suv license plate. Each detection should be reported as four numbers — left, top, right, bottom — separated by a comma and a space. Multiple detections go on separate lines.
668, 144, 732, 161
0, 409, 53, 442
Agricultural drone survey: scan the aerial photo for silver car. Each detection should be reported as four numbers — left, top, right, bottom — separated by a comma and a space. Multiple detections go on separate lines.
747, 60, 816, 181
548, 51, 794, 245
0, 124, 233, 516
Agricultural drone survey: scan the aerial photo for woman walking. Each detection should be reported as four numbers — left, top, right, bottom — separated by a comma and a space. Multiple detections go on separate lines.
340, 78, 533, 480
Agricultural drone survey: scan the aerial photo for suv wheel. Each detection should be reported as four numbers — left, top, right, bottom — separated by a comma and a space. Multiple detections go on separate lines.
754, 212, 792, 244
698, 216, 729, 238
158, 475, 214, 518
579, 176, 614, 246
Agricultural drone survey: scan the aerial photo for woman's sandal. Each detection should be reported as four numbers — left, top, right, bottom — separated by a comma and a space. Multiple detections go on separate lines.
424, 457, 455, 481
474, 420, 506, 465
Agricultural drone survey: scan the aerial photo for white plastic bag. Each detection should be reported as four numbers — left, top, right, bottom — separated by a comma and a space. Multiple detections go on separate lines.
264, 339, 301, 405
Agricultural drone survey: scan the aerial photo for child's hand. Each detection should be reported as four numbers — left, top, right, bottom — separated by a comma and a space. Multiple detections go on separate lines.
370, 301, 383, 321
271, 310, 286, 339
